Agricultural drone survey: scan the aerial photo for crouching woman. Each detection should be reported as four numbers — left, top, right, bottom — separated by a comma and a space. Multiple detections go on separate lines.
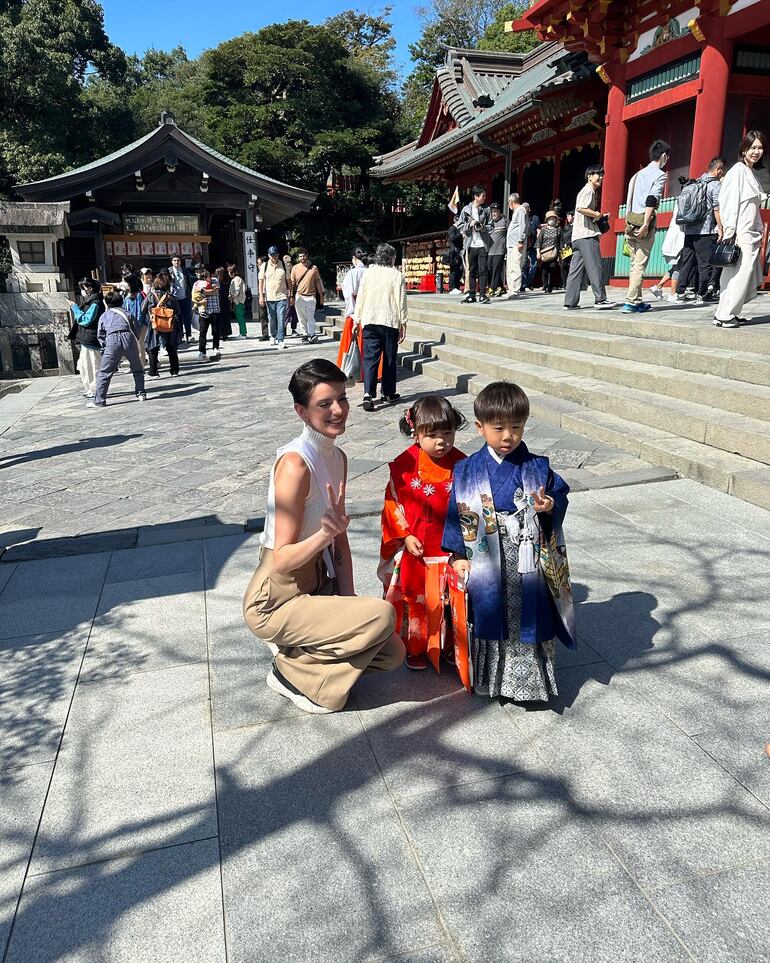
243, 359, 405, 713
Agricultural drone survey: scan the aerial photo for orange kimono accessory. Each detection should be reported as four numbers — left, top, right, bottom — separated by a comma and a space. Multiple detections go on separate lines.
379, 444, 469, 682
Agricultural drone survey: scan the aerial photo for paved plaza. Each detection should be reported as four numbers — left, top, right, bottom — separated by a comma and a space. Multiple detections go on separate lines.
1, 318, 769, 961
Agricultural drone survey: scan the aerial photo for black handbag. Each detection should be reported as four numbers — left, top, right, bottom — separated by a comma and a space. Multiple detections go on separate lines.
596, 214, 611, 234
710, 239, 740, 267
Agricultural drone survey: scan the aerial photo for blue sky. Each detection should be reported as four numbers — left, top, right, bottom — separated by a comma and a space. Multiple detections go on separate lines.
101, 0, 422, 78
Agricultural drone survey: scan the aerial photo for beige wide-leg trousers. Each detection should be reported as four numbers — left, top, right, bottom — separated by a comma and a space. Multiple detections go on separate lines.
243, 549, 404, 711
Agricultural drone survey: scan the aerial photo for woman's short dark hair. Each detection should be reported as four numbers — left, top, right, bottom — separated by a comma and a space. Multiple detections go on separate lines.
352, 247, 369, 265
78, 277, 100, 294
472, 184, 486, 197
289, 358, 347, 406
375, 242, 396, 267
105, 290, 124, 308
649, 139, 671, 161
399, 395, 466, 438
153, 272, 171, 291
738, 129, 767, 168
586, 164, 605, 178
473, 381, 530, 424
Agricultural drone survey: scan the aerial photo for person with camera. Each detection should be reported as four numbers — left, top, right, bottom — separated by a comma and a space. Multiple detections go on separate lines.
563, 165, 615, 310
457, 185, 492, 304
622, 139, 670, 314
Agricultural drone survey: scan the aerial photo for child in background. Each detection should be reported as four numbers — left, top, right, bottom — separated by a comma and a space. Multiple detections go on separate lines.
379, 396, 467, 671
442, 381, 576, 702
88, 291, 147, 408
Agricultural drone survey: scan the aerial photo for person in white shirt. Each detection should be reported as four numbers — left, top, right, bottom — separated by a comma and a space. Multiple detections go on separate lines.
623, 139, 670, 313
505, 192, 528, 299
714, 130, 767, 328
563, 165, 615, 310
227, 263, 247, 337
352, 243, 407, 411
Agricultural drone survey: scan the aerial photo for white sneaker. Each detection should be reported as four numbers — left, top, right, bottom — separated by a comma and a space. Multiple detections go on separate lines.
197, 352, 207, 361
266, 668, 333, 714
664, 294, 678, 302
278, 342, 288, 350
650, 285, 663, 300
595, 301, 616, 310
211, 349, 221, 360
450, 288, 461, 295
269, 337, 276, 346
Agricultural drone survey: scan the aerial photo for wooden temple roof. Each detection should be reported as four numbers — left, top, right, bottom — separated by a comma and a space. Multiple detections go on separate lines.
372, 44, 600, 182
15, 114, 317, 228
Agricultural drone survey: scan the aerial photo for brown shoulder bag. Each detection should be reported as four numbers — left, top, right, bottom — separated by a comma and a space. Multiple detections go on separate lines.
151, 293, 175, 332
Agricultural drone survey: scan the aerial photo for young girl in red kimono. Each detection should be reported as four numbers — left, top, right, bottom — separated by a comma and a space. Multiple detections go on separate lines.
379, 396, 467, 670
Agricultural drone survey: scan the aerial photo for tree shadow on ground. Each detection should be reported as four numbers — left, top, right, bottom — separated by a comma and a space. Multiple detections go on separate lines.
2, 499, 770, 960
0, 435, 142, 471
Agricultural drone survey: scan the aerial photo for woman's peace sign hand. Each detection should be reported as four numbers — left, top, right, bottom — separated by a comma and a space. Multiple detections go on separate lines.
320, 482, 350, 541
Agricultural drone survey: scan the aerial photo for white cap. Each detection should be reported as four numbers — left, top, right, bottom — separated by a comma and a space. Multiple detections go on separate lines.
140, 266, 153, 275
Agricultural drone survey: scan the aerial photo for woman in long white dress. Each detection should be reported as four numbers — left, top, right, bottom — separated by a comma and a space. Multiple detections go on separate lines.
714, 130, 767, 328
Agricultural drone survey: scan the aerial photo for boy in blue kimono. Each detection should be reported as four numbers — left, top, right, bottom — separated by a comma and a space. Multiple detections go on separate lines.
442, 381, 575, 701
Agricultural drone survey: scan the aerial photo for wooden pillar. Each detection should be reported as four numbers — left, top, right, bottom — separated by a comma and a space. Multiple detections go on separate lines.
552, 153, 561, 205
690, 24, 732, 175
600, 67, 629, 257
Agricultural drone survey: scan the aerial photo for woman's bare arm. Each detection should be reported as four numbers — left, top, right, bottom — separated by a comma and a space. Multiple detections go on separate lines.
271, 454, 327, 574
271, 453, 350, 576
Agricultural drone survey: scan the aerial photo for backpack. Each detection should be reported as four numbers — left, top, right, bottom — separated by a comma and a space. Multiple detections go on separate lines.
676, 179, 710, 226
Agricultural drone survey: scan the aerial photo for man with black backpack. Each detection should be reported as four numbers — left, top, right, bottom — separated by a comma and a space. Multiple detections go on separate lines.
675, 156, 726, 304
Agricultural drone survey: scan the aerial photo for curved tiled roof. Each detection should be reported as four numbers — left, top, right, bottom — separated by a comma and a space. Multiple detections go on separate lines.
373, 45, 584, 179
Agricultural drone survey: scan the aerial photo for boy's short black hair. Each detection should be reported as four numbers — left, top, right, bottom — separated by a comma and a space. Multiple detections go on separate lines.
585, 164, 605, 178
105, 291, 124, 308
474, 381, 530, 424
471, 184, 486, 198
399, 395, 466, 438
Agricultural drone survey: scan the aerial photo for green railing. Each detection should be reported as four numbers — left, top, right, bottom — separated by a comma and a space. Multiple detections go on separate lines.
618, 196, 676, 217
613, 228, 670, 278
626, 53, 701, 103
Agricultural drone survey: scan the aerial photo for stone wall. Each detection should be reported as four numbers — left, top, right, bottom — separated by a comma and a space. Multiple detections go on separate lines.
0, 291, 77, 378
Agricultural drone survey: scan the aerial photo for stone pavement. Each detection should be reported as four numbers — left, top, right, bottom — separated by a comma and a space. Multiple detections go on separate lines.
1, 317, 769, 961
0, 316, 671, 561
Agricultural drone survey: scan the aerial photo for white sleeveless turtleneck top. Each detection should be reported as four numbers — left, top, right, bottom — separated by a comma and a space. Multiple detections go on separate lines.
260, 424, 345, 552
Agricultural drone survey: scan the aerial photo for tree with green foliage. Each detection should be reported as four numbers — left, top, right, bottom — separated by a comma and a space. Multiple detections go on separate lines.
478, 4, 538, 53
0, 0, 126, 195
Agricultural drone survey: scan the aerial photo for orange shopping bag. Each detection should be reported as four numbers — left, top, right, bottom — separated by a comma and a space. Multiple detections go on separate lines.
445, 567, 473, 693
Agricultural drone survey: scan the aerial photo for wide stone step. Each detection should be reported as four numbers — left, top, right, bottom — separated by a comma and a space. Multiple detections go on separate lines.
411, 294, 770, 355
396, 348, 770, 508
463, 376, 770, 511
408, 307, 770, 388
397, 334, 770, 464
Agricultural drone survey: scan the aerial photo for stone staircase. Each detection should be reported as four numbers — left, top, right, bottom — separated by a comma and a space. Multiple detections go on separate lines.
328, 294, 770, 509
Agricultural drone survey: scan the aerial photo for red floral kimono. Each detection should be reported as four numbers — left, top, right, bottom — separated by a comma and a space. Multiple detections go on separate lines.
379, 444, 466, 670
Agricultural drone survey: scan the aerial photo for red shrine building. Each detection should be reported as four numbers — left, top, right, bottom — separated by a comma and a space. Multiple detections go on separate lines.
513, 0, 770, 282
374, 0, 770, 286
373, 43, 606, 221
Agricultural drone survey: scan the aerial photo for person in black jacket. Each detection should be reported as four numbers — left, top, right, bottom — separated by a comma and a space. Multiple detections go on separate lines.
70, 277, 105, 398
141, 272, 181, 377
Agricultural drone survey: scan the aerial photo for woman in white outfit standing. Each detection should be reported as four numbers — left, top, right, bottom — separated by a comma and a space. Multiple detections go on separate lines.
714, 130, 767, 328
